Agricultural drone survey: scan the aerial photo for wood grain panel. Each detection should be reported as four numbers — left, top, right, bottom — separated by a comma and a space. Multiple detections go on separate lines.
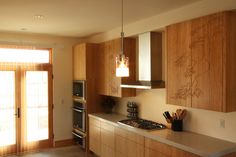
73, 43, 86, 80
115, 134, 128, 155
126, 130, 144, 145
89, 117, 101, 127
145, 148, 169, 157
97, 38, 136, 97
101, 144, 115, 157
224, 11, 236, 112
145, 138, 172, 157
223, 152, 236, 157
127, 140, 144, 157
191, 13, 223, 111
166, 21, 192, 107
171, 147, 199, 157
90, 125, 100, 142
101, 128, 115, 149
97, 43, 107, 95
122, 38, 136, 97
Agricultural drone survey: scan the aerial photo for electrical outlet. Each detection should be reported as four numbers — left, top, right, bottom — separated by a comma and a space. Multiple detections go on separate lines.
219, 119, 225, 128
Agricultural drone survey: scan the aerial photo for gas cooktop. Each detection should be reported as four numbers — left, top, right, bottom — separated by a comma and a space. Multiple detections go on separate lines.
118, 119, 166, 130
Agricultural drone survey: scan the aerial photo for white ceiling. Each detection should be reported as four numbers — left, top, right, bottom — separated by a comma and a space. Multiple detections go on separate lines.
0, 0, 200, 38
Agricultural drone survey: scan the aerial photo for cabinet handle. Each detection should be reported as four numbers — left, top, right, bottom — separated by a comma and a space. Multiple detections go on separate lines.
14, 108, 20, 118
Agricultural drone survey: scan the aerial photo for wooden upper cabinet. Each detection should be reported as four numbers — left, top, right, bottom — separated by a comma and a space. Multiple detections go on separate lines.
73, 43, 99, 80
167, 11, 236, 112
191, 13, 224, 111
166, 21, 192, 107
73, 43, 86, 80
97, 38, 136, 97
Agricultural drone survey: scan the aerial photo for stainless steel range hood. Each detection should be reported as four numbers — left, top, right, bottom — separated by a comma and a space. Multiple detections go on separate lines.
121, 32, 165, 89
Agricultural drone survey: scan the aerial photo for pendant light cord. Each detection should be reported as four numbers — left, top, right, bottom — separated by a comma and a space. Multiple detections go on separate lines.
121, 0, 124, 55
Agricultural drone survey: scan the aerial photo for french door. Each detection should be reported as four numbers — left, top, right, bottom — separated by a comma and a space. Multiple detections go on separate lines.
0, 65, 53, 156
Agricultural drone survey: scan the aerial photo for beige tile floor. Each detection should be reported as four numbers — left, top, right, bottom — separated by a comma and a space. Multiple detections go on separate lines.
9, 146, 96, 157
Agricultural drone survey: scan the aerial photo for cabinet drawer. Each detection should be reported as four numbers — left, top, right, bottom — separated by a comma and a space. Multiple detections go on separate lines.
89, 117, 101, 127
115, 127, 144, 145
101, 121, 115, 132
127, 131, 144, 145
101, 128, 115, 148
115, 127, 128, 138
145, 138, 172, 157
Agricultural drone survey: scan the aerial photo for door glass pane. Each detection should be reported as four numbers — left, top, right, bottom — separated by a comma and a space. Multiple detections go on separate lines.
26, 71, 48, 142
0, 71, 16, 146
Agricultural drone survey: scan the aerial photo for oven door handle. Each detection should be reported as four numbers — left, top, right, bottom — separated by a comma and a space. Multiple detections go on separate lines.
73, 108, 84, 112
72, 132, 84, 138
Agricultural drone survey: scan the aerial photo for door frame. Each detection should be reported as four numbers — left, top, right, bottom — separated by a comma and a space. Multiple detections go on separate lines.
0, 63, 53, 155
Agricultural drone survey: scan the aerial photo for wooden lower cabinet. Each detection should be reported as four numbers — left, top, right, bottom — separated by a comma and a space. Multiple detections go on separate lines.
115, 127, 144, 157
100, 121, 115, 157
89, 117, 236, 157
89, 117, 101, 156
145, 138, 199, 157
145, 148, 169, 157
101, 144, 115, 157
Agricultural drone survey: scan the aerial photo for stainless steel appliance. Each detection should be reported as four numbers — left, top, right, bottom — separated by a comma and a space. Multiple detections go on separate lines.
72, 130, 86, 149
73, 100, 86, 132
121, 32, 165, 89
72, 95, 86, 149
73, 80, 86, 99
118, 119, 166, 130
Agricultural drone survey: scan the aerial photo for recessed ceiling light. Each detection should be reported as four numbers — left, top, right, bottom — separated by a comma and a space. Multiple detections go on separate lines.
34, 15, 45, 20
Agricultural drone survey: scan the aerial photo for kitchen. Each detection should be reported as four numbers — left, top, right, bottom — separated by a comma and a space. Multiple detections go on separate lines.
0, 0, 236, 157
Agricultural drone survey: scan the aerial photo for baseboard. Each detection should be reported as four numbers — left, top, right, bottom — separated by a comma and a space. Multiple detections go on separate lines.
54, 139, 75, 148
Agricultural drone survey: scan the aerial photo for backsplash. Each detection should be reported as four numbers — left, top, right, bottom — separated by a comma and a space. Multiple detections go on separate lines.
114, 89, 236, 143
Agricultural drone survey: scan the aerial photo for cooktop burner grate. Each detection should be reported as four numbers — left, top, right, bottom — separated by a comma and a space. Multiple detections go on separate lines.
118, 119, 166, 130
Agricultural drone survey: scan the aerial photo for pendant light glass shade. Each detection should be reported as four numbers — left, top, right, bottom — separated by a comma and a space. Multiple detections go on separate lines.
115, 0, 129, 77
116, 54, 129, 77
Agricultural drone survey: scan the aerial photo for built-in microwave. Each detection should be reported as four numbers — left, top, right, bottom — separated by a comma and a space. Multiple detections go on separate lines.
73, 80, 86, 100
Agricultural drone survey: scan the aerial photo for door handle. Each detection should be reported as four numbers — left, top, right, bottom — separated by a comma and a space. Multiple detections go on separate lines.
15, 108, 20, 118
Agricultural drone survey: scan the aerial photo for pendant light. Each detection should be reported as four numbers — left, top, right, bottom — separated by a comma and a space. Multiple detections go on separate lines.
116, 0, 129, 77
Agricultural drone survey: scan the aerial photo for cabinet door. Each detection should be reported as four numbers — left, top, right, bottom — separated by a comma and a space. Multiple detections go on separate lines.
89, 125, 101, 155
73, 44, 86, 80
109, 39, 121, 97
145, 148, 169, 157
101, 144, 115, 157
191, 13, 223, 111
89, 117, 101, 155
166, 21, 192, 107
145, 138, 172, 157
101, 121, 115, 157
97, 38, 136, 97
171, 147, 199, 157
115, 134, 128, 156
97, 43, 108, 95
127, 140, 144, 157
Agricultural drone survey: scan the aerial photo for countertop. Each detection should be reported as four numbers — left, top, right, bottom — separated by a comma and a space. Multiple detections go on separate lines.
88, 113, 236, 157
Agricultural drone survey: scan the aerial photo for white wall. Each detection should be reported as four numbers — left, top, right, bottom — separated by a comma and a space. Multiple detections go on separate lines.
114, 89, 236, 143
0, 32, 81, 141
